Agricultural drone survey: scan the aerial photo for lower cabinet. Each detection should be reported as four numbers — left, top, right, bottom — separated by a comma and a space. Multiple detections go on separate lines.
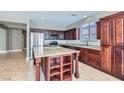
101, 46, 112, 73
80, 48, 87, 63
112, 46, 124, 79
87, 49, 100, 68
61, 44, 124, 80
61, 45, 100, 69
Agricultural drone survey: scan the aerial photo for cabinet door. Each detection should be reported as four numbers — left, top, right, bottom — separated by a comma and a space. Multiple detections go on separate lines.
87, 49, 100, 68
101, 46, 112, 73
113, 15, 124, 45
112, 46, 124, 79
101, 19, 112, 45
96, 21, 101, 39
80, 48, 87, 63
72, 30, 76, 40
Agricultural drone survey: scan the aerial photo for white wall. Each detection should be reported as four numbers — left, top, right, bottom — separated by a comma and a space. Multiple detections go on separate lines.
0, 28, 6, 51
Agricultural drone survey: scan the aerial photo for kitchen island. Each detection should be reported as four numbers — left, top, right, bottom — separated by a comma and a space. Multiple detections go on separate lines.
33, 47, 80, 81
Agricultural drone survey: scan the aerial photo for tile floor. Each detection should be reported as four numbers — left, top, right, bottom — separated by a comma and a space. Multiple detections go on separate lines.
0, 51, 121, 81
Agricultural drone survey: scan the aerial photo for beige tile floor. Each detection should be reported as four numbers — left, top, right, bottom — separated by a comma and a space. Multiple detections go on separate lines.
0, 51, 121, 81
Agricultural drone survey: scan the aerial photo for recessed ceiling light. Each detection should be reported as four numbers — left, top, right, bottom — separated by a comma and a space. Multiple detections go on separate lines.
41, 17, 45, 20
83, 15, 87, 18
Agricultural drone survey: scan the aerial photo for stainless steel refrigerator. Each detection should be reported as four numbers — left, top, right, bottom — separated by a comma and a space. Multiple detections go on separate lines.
30, 32, 44, 59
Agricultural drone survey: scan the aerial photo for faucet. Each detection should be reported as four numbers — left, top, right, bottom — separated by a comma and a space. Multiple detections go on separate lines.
82, 36, 89, 46
85, 40, 88, 46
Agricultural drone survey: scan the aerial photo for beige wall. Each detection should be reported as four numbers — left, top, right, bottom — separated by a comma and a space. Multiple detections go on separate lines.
0, 27, 24, 52
8, 28, 23, 50
0, 28, 7, 51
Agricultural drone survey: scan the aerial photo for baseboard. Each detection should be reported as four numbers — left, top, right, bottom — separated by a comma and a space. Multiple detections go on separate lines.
8, 49, 22, 52
0, 49, 22, 53
26, 57, 30, 61
0, 51, 8, 53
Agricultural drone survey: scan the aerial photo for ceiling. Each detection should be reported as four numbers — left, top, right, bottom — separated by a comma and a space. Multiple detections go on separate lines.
0, 21, 26, 29
0, 11, 101, 30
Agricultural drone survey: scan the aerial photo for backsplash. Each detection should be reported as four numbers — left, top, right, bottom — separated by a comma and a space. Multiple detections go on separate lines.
66, 40, 100, 46
44, 40, 100, 46
44, 40, 67, 45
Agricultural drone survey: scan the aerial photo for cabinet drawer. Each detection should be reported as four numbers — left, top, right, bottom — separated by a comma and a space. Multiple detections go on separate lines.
87, 49, 100, 68
87, 53, 100, 61
88, 49, 100, 55
87, 58, 100, 68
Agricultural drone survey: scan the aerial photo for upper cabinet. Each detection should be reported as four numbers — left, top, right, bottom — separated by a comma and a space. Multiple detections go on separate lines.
99, 12, 124, 46
30, 28, 64, 40
64, 28, 79, 40
113, 14, 124, 45
101, 19, 112, 45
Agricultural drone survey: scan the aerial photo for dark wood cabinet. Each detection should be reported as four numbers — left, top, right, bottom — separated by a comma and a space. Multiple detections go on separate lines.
99, 12, 124, 80
112, 46, 124, 79
61, 45, 100, 69
64, 28, 78, 40
101, 46, 112, 73
42, 55, 72, 81
100, 12, 124, 46
113, 15, 124, 45
31, 28, 64, 40
101, 19, 112, 45
80, 48, 87, 63
87, 49, 100, 68
96, 21, 101, 39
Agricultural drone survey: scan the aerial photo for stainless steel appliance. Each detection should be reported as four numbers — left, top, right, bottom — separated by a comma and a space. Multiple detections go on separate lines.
49, 41, 58, 46
30, 32, 44, 59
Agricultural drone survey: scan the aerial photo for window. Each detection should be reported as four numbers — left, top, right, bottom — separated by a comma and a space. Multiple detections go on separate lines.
80, 22, 97, 41
80, 24, 89, 41
89, 22, 97, 41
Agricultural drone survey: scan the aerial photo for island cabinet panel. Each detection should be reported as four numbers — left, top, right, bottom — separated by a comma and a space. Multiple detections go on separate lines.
111, 46, 124, 79
96, 21, 101, 39
42, 55, 73, 81
101, 19, 112, 45
87, 49, 100, 68
113, 15, 124, 45
101, 46, 112, 73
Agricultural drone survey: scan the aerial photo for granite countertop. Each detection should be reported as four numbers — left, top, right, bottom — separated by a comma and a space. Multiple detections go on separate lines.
33, 46, 80, 58
60, 43, 100, 50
